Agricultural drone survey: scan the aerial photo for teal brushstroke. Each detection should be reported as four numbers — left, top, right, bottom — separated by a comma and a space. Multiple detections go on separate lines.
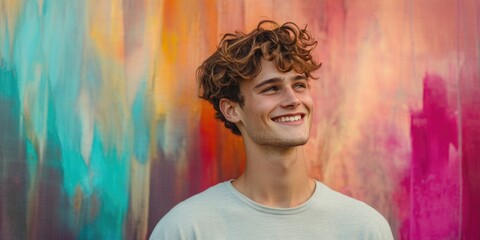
0, 57, 28, 240
132, 80, 150, 163
32, 44, 85, 234
42, 0, 83, 92
155, 114, 185, 160
12, 0, 91, 199
0, 13, 11, 63
25, 139, 39, 187
0, 59, 16, 101
12, 0, 45, 140
155, 116, 166, 152
8, 0, 132, 238
42, 0, 92, 199
79, 126, 130, 239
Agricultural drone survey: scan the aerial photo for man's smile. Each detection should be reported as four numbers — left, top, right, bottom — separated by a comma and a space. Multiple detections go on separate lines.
271, 113, 306, 123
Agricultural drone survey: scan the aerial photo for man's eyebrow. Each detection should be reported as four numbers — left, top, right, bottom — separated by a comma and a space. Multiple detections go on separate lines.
253, 78, 282, 89
254, 74, 308, 89
292, 74, 307, 81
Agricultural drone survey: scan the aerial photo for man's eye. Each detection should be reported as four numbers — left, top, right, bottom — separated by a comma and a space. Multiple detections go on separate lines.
294, 83, 307, 90
262, 86, 280, 93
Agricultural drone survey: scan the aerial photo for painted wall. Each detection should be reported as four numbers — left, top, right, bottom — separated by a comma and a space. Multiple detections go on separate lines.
1, 0, 479, 239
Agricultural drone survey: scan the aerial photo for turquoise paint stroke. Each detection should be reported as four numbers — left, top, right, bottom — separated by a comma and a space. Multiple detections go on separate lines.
42, 0, 91, 199
0, 57, 29, 240
25, 139, 38, 188
5, 0, 132, 238
0, 59, 16, 101
12, 0, 46, 142
0, 13, 11, 63
12, 0, 91, 200
79, 126, 130, 239
132, 80, 150, 163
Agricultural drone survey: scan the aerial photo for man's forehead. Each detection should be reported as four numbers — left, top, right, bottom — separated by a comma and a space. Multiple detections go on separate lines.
257, 59, 306, 75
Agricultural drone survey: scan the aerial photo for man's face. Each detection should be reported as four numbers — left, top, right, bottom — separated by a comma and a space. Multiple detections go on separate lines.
235, 59, 313, 147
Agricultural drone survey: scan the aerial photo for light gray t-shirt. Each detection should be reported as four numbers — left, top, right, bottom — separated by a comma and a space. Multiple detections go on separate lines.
150, 181, 394, 239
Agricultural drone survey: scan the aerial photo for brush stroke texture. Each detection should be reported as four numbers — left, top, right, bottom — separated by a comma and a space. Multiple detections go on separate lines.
0, 0, 479, 239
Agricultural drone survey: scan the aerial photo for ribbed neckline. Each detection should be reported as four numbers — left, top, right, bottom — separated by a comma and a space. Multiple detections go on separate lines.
223, 180, 322, 215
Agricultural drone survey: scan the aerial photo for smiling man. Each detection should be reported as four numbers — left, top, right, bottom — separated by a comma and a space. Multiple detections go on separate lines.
150, 20, 394, 239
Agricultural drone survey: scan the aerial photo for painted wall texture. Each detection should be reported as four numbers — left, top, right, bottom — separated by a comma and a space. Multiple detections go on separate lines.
0, 0, 479, 239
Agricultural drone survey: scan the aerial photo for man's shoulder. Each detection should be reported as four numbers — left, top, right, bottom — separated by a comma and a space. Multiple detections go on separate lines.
316, 182, 382, 214
149, 181, 231, 239
313, 182, 394, 239
163, 181, 228, 219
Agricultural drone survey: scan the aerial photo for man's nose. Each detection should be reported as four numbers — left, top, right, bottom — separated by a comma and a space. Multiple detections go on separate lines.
280, 87, 301, 108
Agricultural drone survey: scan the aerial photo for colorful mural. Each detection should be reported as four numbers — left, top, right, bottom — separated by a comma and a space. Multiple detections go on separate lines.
0, 0, 479, 239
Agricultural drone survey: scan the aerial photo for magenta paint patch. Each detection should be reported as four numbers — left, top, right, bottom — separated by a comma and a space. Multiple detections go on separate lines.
409, 74, 460, 239
460, 72, 480, 240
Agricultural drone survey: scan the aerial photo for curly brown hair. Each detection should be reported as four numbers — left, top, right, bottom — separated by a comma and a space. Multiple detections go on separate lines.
197, 20, 322, 135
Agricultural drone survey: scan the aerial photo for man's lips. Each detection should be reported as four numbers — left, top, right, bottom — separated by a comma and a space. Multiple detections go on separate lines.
271, 113, 306, 123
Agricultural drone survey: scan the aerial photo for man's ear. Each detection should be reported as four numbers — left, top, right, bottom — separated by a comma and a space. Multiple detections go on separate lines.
219, 98, 241, 123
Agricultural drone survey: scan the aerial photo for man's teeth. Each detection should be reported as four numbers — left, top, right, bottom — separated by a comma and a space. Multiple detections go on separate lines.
274, 115, 302, 122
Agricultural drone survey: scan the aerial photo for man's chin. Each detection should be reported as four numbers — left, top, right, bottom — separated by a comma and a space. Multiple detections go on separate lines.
271, 137, 309, 147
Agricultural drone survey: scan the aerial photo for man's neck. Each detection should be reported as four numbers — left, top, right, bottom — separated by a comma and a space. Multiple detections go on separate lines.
232, 143, 315, 208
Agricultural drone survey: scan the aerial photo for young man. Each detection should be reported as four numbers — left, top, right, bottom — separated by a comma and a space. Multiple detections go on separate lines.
150, 20, 393, 239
